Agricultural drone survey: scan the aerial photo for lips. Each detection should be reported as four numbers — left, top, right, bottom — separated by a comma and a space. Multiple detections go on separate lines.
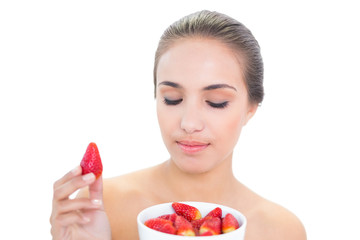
176, 140, 210, 154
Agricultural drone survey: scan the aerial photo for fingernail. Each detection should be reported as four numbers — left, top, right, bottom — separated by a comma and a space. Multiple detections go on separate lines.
83, 216, 90, 222
82, 173, 95, 182
71, 166, 81, 175
92, 199, 102, 206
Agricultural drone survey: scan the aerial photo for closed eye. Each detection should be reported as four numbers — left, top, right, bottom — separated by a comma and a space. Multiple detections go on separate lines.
163, 98, 183, 105
206, 100, 229, 109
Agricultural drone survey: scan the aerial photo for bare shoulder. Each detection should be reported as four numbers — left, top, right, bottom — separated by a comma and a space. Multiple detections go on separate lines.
103, 167, 160, 239
246, 198, 307, 240
77, 166, 155, 202
103, 166, 157, 208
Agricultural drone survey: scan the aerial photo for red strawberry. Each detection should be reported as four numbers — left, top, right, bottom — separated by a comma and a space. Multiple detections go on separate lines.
192, 207, 222, 230
199, 217, 221, 235
200, 230, 214, 236
193, 227, 199, 236
191, 218, 206, 230
159, 213, 177, 223
174, 215, 196, 236
80, 142, 103, 179
191, 216, 213, 230
145, 217, 176, 235
222, 213, 240, 233
191, 207, 222, 229
206, 207, 222, 218
172, 202, 202, 222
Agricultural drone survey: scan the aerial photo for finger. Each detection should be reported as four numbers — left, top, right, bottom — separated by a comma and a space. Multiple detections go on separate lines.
53, 166, 82, 190
54, 211, 90, 227
89, 175, 104, 209
53, 173, 95, 201
56, 198, 102, 215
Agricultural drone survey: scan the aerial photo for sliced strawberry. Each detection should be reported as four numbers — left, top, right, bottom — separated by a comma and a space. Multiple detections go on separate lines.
159, 213, 177, 223
200, 230, 214, 236
80, 142, 103, 179
194, 227, 199, 236
145, 217, 176, 235
222, 213, 240, 233
191, 216, 213, 230
206, 207, 222, 218
174, 215, 196, 236
172, 202, 202, 222
199, 217, 221, 235
191, 218, 206, 230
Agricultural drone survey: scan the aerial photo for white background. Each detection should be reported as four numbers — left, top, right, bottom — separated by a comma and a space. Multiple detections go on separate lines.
1, 0, 359, 239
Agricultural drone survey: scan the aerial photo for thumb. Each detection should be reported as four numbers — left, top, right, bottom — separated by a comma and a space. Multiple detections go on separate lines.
89, 175, 104, 209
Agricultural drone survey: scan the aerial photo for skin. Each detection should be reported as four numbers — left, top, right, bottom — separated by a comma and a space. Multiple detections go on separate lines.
50, 38, 307, 240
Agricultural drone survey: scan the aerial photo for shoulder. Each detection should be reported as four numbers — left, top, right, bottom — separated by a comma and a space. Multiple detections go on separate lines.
77, 167, 153, 203
102, 168, 156, 208
246, 199, 307, 240
106, 167, 162, 239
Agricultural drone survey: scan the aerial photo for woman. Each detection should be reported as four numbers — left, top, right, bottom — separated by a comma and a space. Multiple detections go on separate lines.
50, 10, 306, 240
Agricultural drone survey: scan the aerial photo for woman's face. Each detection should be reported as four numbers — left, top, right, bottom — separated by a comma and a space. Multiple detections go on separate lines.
156, 38, 257, 174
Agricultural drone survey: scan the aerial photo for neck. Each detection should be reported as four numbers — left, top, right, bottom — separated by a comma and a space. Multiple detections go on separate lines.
158, 154, 238, 203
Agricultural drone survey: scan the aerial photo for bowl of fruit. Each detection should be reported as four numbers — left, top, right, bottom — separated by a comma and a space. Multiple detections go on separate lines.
137, 201, 247, 239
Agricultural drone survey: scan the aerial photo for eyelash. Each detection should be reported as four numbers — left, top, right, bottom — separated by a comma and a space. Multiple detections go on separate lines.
206, 100, 229, 109
163, 98, 183, 105
163, 98, 229, 109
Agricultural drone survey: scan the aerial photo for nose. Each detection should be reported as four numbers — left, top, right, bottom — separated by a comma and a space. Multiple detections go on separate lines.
180, 103, 204, 134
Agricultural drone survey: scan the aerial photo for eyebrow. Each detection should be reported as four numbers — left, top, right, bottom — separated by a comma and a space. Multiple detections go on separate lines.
158, 81, 237, 92
158, 81, 182, 89
203, 84, 237, 92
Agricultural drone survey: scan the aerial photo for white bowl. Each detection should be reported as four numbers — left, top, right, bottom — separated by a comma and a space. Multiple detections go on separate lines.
137, 201, 247, 239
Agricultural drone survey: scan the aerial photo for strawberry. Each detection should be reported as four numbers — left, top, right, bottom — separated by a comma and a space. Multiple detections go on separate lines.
192, 207, 222, 229
191, 216, 213, 230
191, 217, 207, 230
193, 227, 199, 236
80, 142, 103, 179
206, 207, 222, 218
199, 217, 221, 235
200, 230, 214, 236
145, 217, 176, 235
222, 213, 240, 233
159, 213, 177, 223
174, 215, 196, 236
172, 202, 202, 222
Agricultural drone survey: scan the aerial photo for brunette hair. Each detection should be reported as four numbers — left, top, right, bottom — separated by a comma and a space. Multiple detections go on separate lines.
153, 10, 264, 105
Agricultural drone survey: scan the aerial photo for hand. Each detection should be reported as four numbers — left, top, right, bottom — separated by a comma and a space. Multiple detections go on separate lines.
50, 166, 111, 240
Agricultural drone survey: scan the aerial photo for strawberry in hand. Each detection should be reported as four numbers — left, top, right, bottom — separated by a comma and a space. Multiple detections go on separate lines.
80, 142, 103, 179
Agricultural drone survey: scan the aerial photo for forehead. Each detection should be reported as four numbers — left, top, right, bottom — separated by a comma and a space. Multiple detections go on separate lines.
156, 38, 246, 90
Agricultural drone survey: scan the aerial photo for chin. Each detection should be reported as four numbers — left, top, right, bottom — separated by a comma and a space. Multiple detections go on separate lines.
172, 157, 215, 175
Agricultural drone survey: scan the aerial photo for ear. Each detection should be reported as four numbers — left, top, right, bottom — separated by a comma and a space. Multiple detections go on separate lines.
243, 103, 258, 126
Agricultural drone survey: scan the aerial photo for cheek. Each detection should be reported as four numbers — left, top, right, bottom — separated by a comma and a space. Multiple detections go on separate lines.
156, 104, 165, 131
156, 103, 176, 139
226, 114, 243, 140
211, 109, 245, 144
